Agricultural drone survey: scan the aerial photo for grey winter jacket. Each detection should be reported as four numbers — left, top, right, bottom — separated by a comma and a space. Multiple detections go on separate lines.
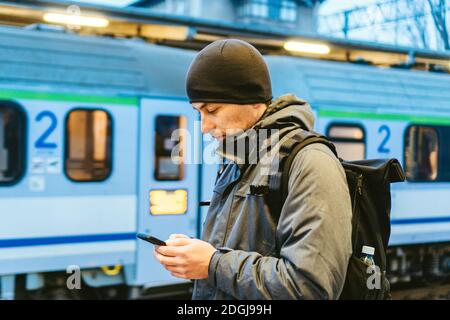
192, 94, 352, 300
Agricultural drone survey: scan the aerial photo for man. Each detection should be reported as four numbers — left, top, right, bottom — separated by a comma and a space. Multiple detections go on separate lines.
154, 39, 352, 299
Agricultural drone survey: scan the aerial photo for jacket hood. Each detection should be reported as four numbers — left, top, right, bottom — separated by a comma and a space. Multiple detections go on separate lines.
254, 93, 314, 131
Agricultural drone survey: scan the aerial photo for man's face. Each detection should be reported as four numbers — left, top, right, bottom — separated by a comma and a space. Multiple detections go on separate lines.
192, 102, 266, 141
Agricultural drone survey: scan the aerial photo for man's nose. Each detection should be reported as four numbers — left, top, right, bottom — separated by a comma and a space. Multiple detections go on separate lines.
201, 115, 214, 134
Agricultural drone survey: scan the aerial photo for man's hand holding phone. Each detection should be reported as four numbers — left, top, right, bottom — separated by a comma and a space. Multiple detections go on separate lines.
152, 234, 217, 280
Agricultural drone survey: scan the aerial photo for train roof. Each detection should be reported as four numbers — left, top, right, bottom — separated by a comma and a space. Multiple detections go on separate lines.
1, 24, 450, 116
267, 55, 450, 115
0, 24, 194, 99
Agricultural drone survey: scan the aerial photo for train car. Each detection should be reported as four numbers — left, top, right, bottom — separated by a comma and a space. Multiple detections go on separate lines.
0, 24, 449, 299
266, 56, 450, 284
0, 25, 216, 299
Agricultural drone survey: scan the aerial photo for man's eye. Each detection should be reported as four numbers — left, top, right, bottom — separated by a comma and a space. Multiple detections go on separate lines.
207, 108, 218, 114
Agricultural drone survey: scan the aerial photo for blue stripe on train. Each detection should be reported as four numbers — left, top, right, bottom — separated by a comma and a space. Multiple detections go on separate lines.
0, 233, 136, 248
391, 217, 450, 225
2, 218, 450, 248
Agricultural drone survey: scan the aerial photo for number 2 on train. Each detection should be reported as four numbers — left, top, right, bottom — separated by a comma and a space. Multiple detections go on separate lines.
378, 125, 391, 154
34, 110, 57, 149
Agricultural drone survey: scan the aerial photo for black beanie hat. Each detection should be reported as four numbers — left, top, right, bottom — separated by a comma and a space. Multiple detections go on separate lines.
186, 39, 272, 104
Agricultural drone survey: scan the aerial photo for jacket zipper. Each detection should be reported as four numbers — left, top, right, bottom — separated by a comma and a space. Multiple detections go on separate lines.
351, 174, 363, 252
352, 173, 363, 213
357, 174, 363, 196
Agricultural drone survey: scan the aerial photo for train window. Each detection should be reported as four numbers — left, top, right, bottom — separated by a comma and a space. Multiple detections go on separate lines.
438, 127, 450, 181
155, 115, 186, 181
404, 126, 439, 182
0, 101, 26, 185
65, 109, 112, 182
327, 124, 366, 161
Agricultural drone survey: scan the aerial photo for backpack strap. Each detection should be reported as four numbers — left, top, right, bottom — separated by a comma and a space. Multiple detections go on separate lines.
267, 131, 338, 222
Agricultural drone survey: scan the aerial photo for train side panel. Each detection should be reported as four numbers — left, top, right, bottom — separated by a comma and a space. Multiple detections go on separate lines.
315, 111, 450, 245
0, 93, 139, 275
267, 55, 450, 246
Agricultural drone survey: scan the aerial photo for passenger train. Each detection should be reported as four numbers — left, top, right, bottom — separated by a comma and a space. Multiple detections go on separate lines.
1, 24, 450, 299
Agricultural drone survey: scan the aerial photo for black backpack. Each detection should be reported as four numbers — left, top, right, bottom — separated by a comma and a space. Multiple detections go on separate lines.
266, 130, 406, 300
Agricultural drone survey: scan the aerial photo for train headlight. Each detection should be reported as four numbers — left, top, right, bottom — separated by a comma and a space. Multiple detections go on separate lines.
149, 189, 187, 215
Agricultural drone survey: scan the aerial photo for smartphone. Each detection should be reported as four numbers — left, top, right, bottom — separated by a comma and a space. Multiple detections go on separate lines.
136, 233, 167, 246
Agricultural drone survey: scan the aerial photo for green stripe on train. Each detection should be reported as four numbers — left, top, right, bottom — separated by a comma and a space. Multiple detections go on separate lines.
319, 109, 450, 125
0, 89, 139, 106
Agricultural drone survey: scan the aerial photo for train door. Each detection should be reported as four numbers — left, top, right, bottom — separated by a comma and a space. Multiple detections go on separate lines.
135, 98, 201, 286
199, 136, 221, 236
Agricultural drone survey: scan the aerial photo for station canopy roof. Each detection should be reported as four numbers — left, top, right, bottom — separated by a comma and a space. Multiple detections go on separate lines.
0, 0, 449, 72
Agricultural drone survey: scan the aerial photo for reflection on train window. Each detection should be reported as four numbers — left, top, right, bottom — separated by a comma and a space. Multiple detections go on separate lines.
0, 101, 26, 185
327, 124, 366, 161
155, 115, 186, 181
65, 109, 112, 182
405, 126, 438, 182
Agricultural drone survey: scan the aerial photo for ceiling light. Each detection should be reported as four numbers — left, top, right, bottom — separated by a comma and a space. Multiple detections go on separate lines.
43, 12, 109, 28
284, 41, 330, 54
